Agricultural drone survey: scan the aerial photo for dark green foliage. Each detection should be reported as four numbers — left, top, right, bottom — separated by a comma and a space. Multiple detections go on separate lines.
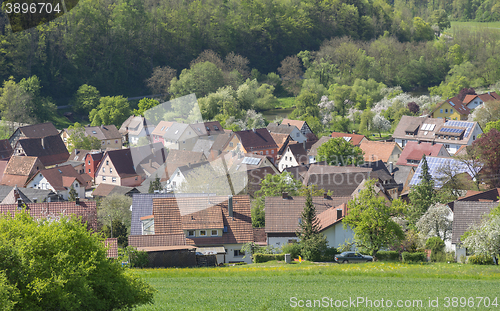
127, 247, 149, 268
253, 254, 285, 263
101, 220, 128, 247
297, 188, 328, 261
425, 237, 445, 252
148, 176, 162, 193
68, 185, 78, 202
376, 251, 400, 261
0, 212, 155, 310
468, 254, 495, 265
408, 155, 436, 227
402, 252, 426, 263
320, 247, 340, 262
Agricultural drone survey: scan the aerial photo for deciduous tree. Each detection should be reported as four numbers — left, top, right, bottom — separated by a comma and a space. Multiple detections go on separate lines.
89, 96, 131, 126
71, 84, 101, 115
316, 137, 364, 166
416, 203, 453, 241
67, 122, 102, 152
278, 56, 304, 96
471, 128, 500, 188
145, 66, 176, 96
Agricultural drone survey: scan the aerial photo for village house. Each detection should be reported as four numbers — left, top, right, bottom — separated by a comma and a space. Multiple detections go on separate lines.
161, 122, 199, 151
13, 135, 69, 167
281, 119, 317, 141
84, 151, 104, 182
9, 122, 59, 148
151, 121, 174, 146
25, 165, 86, 200
330, 132, 367, 146
359, 140, 402, 164
431, 96, 470, 120
95, 149, 142, 187
119, 115, 155, 146
462, 91, 500, 110
396, 141, 450, 167
278, 143, 308, 171
223, 128, 278, 162
0, 156, 45, 187
267, 123, 308, 144
164, 149, 207, 180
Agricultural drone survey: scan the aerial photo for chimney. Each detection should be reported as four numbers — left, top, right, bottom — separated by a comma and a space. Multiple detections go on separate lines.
389, 162, 393, 174
41, 137, 45, 149
149, 158, 152, 167
282, 192, 288, 199
252, 128, 256, 133
75, 197, 80, 205
488, 91, 491, 95
323, 192, 328, 199
337, 208, 342, 219
303, 141, 306, 150
228, 195, 233, 218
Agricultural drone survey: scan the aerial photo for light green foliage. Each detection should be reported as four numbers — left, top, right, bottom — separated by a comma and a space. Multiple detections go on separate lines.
429, 75, 469, 98
425, 237, 445, 252
67, 122, 102, 152
251, 172, 303, 228
297, 188, 328, 261
97, 193, 132, 241
89, 96, 131, 126
133, 98, 159, 117
343, 179, 406, 257
0, 212, 154, 310
199, 86, 238, 120
431, 9, 450, 34
316, 137, 364, 166
71, 84, 101, 114
412, 17, 435, 42
447, 44, 464, 66
169, 62, 225, 99
484, 119, 500, 134
289, 90, 320, 120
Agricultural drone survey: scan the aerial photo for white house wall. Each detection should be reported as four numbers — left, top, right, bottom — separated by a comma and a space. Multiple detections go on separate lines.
321, 223, 355, 249
223, 243, 252, 264
268, 236, 299, 250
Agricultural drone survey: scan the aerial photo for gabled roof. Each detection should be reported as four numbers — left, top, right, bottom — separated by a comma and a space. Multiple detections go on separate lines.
449, 188, 500, 211
189, 121, 224, 137
286, 143, 308, 164
102, 149, 138, 178
0, 139, 13, 159
281, 119, 306, 130
432, 96, 470, 115
85, 125, 121, 140
235, 128, 277, 151
360, 141, 401, 163
151, 121, 174, 137
1, 186, 33, 205
269, 132, 290, 153
330, 132, 366, 146
210, 133, 233, 154
15, 122, 59, 138
451, 201, 498, 244
119, 115, 135, 134
152, 195, 253, 245
266, 123, 301, 135
0, 185, 52, 203
463, 92, 500, 104
192, 139, 214, 158
29, 164, 86, 191
0, 201, 98, 232
4, 156, 44, 176
317, 203, 348, 231
162, 122, 189, 140
87, 151, 104, 162
126, 116, 155, 136
265, 196, 351, 233
165, 149, 207, 178
68, 149, 90, 162
181, 205, 224, 230
396, 141, 449, 166
16, 135, 69, 166
308, 136, 332, 156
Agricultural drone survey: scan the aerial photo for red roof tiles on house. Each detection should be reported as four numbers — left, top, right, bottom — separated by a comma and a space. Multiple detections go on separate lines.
317, 203, 348, 231
396, 141, 448, 166
330, 132, 366, 146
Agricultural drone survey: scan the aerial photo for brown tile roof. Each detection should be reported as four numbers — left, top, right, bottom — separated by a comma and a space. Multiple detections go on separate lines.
165, 149, 207, 178
235, 128, 278, 151
269, 132, 290, 153
451, 201, 498, 244
119, 115, 135, 134
267, 123, 300, 136
253, 228, 267, 244
360, 141, 400, 163
0, 201, 98, 232
0, 175, 31, 187
265, 196, 351, 233
17, 135, 69, 166
330, 132, 366, 146
92, 183, 138, 197
432, 97, 470, 115
29, 164, 86, 191
463, 92, 500, 104
189, 121, 224, 137
210, 133, 233, 153
85, 125, 121, 140
128, 234, 187, 248
181, 205, 224, 230
281, 119, 305, 130
17, 122, 59, 138
4, 156, 44, 176
68, 149, 90, 162
449, 188, 500, 211
308, 136, 332, 156
317, 203, 348, 231
103, 148, 138, 178
0, 139, 13, 159
151, 121, 174, 137
396, 141, 448, 166
105, 238, 118, 258
152, 195, 253, 245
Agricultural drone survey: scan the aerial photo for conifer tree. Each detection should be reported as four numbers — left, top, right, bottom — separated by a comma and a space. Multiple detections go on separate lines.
297, 187, 327, 261
408, 154, 436, 227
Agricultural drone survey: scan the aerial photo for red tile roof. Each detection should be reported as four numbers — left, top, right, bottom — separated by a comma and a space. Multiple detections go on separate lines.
463, 92, 500, 104
317, 203, 348, 231
235, 128, 278, 152
30, 164, 87, 191
4, 156, 44, 176
105, 238, 118, 258
330, 132, 366, 146
433, 96, 470, 115
360, 141, 400, 163
396, 141, 448, 166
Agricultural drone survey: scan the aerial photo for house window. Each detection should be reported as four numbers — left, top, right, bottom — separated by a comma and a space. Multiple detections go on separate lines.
440, 109, 443, 113
445, 109, 448, 113
266, 150, 269, 155
112, 177, 116, 183
473, 135, 476, 140
88, 160, 90, 165
102, 141, 105, 145
102, 176, 106, 181
88, 169, 91, 173
135, 177, 138, 180
260, 151, 263, 155
229, 142, 233, 147
296, 133, 300, 137
172, 181, 176, 187
106, 160, 109, 165
450, 109, 453, 113
199, 230, 206, 236
211, 230, 218, 236
75, 183, 79, 187
271, 150, 274, 154
102, 167, 105, 173
188, 230, 195, 237
107, 141, 110, 144
445, 144, 450, 149
234, 250, 245, 257
110, 168, 113, 173
115, 140, 118, 144
223, 226, 228, 233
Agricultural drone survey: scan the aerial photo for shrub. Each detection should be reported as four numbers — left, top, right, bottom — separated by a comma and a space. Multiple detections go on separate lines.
430, 251, 447, 262
468, 254, 495, 265
253, 254, 285, 263
376, 251, 400, 261
425, 237, 445, 252
402, 252, 426, 263
281, 243, 301, 259
128, 247, 149, 268
320, 247, 339, 262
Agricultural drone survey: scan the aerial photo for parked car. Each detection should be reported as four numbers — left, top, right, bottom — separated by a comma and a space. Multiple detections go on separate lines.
334, 252, 373, 263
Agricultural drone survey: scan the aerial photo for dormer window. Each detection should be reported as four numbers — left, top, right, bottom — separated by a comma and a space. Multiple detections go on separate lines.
214, 126, 219, 130
211, 230, 218, 236
188, 230, 195, 237
92, 131, 97, 134
199, 230, 206, 236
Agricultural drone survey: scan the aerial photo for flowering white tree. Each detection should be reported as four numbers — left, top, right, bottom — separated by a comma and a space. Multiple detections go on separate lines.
371, 114, 391, 137
416, 203, 453, 241
318, 95, 335, 125
463, 215, 500, 259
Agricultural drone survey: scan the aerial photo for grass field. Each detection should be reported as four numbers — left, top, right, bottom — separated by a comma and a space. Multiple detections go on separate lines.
449, 21, 500, 33
133, 261, 500, 310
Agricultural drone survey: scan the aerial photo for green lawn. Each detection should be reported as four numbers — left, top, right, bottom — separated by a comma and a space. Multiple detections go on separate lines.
133, 262, 500, 310
449, 21, 500, 33
276, 97, 296, 109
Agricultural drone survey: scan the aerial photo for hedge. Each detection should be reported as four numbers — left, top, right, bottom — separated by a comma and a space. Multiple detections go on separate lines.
253, 254, 285, 263
468, 254, 495, 265
402, 252, 426, 263
376, 251, 400, 261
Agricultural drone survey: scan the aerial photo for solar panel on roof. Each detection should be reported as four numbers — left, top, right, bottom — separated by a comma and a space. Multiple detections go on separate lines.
343, 137, 352, 142
242, 157, 261, 165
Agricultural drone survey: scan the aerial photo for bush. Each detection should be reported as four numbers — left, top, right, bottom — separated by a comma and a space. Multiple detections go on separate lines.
253, 254, 285, 263
402, 252, 426, 263
0, 212, 155, 310
376, 251, 400, 261
320, 247, 339, 262
128, 247, 149, 268
430, 251, 447, 262
425, 237, 445, 252
468, 254, 495, 265
281, 243, 301, 259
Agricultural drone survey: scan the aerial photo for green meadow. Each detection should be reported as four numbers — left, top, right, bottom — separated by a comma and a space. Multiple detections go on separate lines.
450, 21, 500, 32
133, 262, 500, 310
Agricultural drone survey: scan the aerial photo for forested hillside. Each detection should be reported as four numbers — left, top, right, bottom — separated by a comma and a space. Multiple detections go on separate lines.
0, 0, 420, 101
